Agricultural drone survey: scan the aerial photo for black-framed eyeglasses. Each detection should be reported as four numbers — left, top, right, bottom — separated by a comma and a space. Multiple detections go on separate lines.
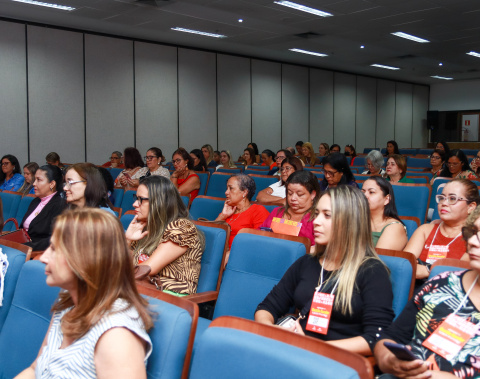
323, 169, 339, 177
133, 194, 149, 205
144, 156, 157, 161
435, 194, 469, 205
462, 225, 480, 243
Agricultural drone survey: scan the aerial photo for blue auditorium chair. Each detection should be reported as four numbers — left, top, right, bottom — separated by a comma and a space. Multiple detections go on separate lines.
392, 183, 431, 223
0, 191, 22, 226
195, 172, 209, 196
428, 258, 470, 279
205, 173, 230, 198
189, 196, 225, 221
406, 157, 430, 168
2, 195, 35, 232
248, 174, 279, 201
120, 189, 137, 213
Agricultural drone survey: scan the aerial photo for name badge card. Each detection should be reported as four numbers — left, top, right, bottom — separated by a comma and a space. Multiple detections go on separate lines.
306, 292, 334, 335
270, 217, 302, 237
426, 249, 447, 264
422, 314, 478, 360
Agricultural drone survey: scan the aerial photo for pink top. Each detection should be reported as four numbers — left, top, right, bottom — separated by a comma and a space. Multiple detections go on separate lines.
24, 192, 57, 232
260, 207, 315, 246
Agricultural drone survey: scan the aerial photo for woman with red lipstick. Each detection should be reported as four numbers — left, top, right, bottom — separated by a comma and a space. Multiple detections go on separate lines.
404, 179, 478, 280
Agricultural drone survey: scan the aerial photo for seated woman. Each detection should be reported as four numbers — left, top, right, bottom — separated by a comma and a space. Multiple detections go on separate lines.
434, 140, 451, 157
260, 171, 319, 252
438, 149, 477, 180
45, 152, 66, 172
469, 150, 480, 177
362, 176, 407, 250
0, 154, 25, 191
271, 149, 291, 176
20, 165, 67, 251
295, 141, 304, 156
216, 150, 237, 170
424, 148, 446, 184
133, 147, 170, 183
362, 150, 385, 176
385, 140, 399, 156
330, 144, 341, 153
65, 163, 114, 213
301, 142, 320, 166
170, 147, 201, 202
247, 142, 261, 164
190, 149, 208, 172
114, 147, 145, 189
385, 154, 414, 184
318, 143, 330, 157
201, 144, 217, 168
101, 150, 125, 168
215, 174, 270, 249
126, 176, 204, 295
374, 205, 480, 379
255, 185, 394, 355
344, 144, 356, 159
18, 208, 152, 377
404, 179, 477, 280
241, 147, 258, 167
213, 150, 221, 166
319, 153, 358, 191
256, 156, 303, 205
19, 162, 39, 195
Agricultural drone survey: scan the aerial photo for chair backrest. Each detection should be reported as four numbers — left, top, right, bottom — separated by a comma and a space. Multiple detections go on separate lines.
406, 171, 433, 180
120, 210, 136, 230
248, 175, 279, 201
136, 288, 198, 379
430, 178, 451, 221
399, 148, 418, 156
190, 316, 373, 379
351, 156, 366, 167
406, 176, 429, 184
0, 260, 61, 378
213, 230, 308, 320
418, 149, 433, 155
194, 221, 230, 293
0, 191, 22, 224
399, 216, 420, 239
2, 195, 36, 232
120, 189, 137, 213
108, 167, 123, 180
0, 242, 27, 333
181, 196, 190, 208
254, 202, 278, 213
113, 188, 124, 208
429, 258, 470, 279
189, 196, 225, 221
205, 173, 230, 198
376, 248, 416, 317
195, 172, 210, 196
406, 157, 430, 168
216, 168, 242, 174
391, 183, 431, 224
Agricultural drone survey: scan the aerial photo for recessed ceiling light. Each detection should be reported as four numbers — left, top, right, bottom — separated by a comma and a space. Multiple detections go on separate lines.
439, 63, 443, 66
431, 75, 453, 80
238, 19, 243, 23
467, 51, 480, 58
391, 32, 429, 43
274, 1, 332, 17
370, 64, 400, 70
360, 45, 365, 49
171, 27, 226, 38
289, 48, 328, 57
12, 0, 75, 11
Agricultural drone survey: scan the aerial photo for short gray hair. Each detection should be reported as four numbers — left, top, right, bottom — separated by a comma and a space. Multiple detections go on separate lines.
231, 174, 256, 201
112, 151, 122, 158
366, 150, 384, 170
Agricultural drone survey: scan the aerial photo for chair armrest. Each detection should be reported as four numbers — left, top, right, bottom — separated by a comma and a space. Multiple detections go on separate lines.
31, 250, 45, 260
184, 291, 219, 303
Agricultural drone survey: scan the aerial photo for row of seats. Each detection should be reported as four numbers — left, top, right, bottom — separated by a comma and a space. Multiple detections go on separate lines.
363, 147, 479, 156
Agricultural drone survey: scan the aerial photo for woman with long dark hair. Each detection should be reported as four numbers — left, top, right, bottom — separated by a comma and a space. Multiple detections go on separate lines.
438, 149, 477, 180
114, 147, 145, 189
319, 153, 358, 191
170, 147, 201, 202
0, 154, 24, 191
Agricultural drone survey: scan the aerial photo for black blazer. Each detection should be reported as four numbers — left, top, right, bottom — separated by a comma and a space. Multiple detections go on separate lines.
20, 192, 67, 251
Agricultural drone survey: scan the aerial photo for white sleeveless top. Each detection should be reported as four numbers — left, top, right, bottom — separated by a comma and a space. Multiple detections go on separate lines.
35, 299, 152, 378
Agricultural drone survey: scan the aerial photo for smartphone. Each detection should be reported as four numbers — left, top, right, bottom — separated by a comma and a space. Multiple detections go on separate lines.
123, 172, 131, 180
276, 315, 297, 329
384, 342, 418, 361
260, 227, 273, 232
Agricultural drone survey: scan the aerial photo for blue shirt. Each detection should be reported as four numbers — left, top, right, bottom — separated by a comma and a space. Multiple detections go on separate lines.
0, 173, 25, 192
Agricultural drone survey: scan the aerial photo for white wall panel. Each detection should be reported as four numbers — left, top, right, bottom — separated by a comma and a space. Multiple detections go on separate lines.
251, 60, 282, 153
178, 49, 216, 152
282, 64, 309, 148
413, 85, 429, 148
376, 80, 396, 149
310, 69, 334, 152
217, 55, 251, 158
430, 79, 480, 111
0, 21, 28, 165
356, 77, 377, 153
395, 83, 413, 148
333, 73, 356, 149
28, 26, 85, 163
85, 35, 134, 165
135, 42, 178, 160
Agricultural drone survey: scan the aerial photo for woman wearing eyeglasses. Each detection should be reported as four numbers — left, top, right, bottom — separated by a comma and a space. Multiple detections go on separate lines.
127, 148, 170, 188
126, 176, 204, 295
0, 154, 25, 191
404, 179, 478, 280
319, 153, 358, 191
361, 150, 385, 176
170, 147, 201, 202
256, 157, 303, 205
423, 148, 446, 184
438, 149, 477, 180
19, 165, 66, 250
101, 151, 125, 168
65, 163, 114, 213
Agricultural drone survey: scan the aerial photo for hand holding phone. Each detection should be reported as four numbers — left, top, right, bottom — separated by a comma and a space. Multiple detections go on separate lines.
383, 342, 417, 361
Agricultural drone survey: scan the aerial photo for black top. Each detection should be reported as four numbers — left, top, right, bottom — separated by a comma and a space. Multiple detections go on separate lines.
20, 192, 67, 251
256, 254, 394, 352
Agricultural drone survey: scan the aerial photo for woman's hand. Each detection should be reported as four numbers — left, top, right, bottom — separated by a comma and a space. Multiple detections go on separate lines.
126, 177, 139, 187
220, 202, 236, 219
293, 318, 305, 335
125, 216, 148, 242
119, 175, 128, 187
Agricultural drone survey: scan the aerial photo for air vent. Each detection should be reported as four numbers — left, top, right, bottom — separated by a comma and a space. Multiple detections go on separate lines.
396, 54, 416, 59
294, 32, 322, 39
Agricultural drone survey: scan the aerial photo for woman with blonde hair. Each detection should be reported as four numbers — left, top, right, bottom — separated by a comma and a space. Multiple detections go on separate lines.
301, 142, 320, 166
318, 143, 330, 157
216, 150, 237, 170
17, 208, 153, 378
19, 162, 39, 195
201, 144, 217, 168
256, 185, 394, 355
126, 176, 204, 295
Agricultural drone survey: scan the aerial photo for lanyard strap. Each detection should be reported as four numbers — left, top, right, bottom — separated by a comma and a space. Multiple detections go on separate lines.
453, 274, 479, 315
316, 256, 340, 295
429, 224, 462, 250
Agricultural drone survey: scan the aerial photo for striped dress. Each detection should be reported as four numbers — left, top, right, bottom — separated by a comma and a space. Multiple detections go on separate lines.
35, 299, 152, 378
133, 218, 203, 294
